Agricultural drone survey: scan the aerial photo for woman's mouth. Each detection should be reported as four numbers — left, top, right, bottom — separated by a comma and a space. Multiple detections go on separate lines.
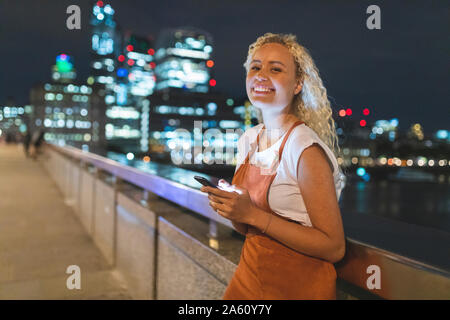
252, 86, 275, 95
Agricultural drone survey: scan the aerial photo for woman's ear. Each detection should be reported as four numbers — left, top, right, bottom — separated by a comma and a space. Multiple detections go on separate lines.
294, 81, 303, 95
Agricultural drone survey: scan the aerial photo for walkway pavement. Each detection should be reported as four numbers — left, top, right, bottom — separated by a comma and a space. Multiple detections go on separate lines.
0, 144, 131, 299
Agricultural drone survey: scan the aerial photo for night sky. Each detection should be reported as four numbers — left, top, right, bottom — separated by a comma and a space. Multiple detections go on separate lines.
1, 0, 448, 133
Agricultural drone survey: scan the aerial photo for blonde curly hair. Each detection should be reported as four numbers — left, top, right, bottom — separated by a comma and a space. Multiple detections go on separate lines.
243, 32, 342, 160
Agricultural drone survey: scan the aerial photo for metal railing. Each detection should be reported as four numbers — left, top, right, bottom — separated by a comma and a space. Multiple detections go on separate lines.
45, 143, 450, 299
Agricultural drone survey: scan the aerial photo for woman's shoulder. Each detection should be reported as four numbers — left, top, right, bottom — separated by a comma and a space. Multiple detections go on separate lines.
284, 123, 338, 174
287, 123, 320, 148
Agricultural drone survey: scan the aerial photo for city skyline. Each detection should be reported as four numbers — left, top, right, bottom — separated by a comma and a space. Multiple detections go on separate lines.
1, 0, 448, 133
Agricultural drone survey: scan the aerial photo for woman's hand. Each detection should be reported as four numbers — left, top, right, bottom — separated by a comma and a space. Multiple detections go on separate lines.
200, 183, 257, 225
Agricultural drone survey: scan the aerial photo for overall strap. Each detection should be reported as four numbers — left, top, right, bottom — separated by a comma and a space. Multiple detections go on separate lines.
278, 120, 304, 161
243, 121, 304, 164
243, 124, 266, 164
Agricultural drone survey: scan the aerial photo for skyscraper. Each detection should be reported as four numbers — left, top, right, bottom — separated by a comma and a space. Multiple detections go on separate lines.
30, 54, 106, 153
88, 1, 118, 153
108, 33, 156, 153
148, 27, 243, 166
89, 1, 118, 94
154, 27, 214, 93
0, 100, 32, 143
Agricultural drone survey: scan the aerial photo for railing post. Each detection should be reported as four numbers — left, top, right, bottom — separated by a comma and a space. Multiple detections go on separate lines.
208, 219, 219, 250
91, 166, 99, 236
112, 175, 122, 267
141, 190, 149, 207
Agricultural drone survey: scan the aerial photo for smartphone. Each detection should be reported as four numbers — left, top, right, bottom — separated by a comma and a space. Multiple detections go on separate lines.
194, 176, 218, 188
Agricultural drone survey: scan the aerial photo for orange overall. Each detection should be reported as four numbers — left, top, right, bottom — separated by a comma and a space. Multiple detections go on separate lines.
223, 120, 337, 300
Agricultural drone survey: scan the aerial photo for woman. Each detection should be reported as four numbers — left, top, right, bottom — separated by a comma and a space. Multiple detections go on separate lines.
200, 33, 346, 300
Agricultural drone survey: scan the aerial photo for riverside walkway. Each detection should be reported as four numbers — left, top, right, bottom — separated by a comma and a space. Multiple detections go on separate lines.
0, 144, 131, 299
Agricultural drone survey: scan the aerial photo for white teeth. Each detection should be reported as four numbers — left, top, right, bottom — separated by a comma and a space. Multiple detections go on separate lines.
253, 87, 273, 92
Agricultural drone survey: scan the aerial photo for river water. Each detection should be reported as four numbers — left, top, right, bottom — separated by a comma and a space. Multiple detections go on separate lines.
339, 180, 450, 234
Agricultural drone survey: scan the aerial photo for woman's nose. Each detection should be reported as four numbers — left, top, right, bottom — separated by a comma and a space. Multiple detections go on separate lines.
256, 71, 268, 80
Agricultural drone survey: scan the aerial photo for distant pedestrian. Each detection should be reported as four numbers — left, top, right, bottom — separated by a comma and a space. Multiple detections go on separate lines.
35, 130, 45, 150
30, 130, 45, 159
23, 131, 32, 157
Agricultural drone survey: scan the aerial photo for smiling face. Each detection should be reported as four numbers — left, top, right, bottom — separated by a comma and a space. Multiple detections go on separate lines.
246, 42, 302, 113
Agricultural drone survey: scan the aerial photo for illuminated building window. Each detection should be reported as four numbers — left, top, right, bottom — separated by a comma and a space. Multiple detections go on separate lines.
204, 45, 212, 53
92, 33, 114, 55
207, 102, 217, 115
104, 4, 114, 15
45, 93, 55, 101
105, 95, 115, 104
106, 107, 140, 119
80, 85, 88, 94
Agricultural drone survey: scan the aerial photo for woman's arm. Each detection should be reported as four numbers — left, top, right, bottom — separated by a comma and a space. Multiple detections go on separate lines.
230, 221, 248, 236
248, 144, 346, 263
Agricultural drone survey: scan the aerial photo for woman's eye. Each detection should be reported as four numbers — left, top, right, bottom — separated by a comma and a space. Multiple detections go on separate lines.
250, 66, 281, 72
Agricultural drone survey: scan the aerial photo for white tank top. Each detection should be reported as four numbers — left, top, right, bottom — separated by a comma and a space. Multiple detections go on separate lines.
235, 123, 346, 227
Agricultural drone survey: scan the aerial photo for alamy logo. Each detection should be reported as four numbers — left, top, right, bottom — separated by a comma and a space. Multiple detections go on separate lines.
66, 5, 81, 30
66, 265, 81, 290
366, 264, 381, 290
366, 5, 381, 30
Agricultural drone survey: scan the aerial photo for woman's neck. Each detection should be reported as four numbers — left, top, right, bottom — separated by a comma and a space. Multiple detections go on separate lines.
261, 110, 298, 132
258, 111, 300, 151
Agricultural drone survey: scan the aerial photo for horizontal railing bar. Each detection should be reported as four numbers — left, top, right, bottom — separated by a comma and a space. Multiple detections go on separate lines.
48, 144, 233, 229
346, 238, 450, 278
